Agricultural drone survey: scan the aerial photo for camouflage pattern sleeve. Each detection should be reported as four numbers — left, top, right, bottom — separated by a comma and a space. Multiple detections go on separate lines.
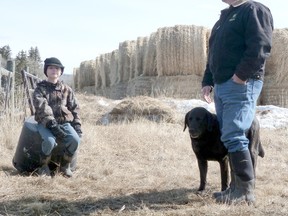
32, 82, 55, 126
66, 86, 81, 126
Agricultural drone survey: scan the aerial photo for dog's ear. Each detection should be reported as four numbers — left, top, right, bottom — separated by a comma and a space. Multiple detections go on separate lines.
184, 112, 189, 131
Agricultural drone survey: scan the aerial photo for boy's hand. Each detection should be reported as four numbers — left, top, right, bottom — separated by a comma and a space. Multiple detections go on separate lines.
72, 123, 83, 138
46, 120, 67, 140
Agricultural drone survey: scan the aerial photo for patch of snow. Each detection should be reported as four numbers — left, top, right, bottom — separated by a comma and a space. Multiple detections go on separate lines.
96, 97, 288, 129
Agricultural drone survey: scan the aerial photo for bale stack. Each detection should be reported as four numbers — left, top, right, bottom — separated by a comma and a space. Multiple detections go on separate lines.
261, 29, 288, 107
118, 40, 136, 82
156, 25, 208, 76
76, 26, 288, 106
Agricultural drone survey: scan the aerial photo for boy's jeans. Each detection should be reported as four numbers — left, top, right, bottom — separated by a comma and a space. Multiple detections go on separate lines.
214, 78, 263, 152
37, 122, 80, 156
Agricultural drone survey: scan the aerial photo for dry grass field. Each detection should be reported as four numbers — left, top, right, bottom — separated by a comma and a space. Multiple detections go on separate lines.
0, 93, 288, 216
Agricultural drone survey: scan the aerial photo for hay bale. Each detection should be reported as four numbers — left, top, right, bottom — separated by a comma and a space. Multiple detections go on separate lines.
265, 29, 288, 81
151, 75, 203, 99
260, 28, 288, 107
156, 25, 208, 76
143, 33, 158, 76
73, 67, 80, 90
110, 50, 119, 85
130, 47, 137, 80
118, 40, 136, 82
99, 53, 112, 88
95, 57, 102, 89
79, 60, 96, 89
104, 96, 176, 124
135, 36, 149, 77
260, 81, 288, 107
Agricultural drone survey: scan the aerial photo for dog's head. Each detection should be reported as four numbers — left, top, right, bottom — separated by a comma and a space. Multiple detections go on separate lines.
183, 107, 216, 138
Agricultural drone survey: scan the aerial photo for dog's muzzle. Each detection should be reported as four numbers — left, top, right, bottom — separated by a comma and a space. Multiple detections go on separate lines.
189, 129, 201, 138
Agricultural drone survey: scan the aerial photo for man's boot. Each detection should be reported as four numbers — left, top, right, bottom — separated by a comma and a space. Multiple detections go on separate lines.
216, 150, 255, 204
60, 153, 73, 177
213, 158, 235, 198
37, 154, 51, 176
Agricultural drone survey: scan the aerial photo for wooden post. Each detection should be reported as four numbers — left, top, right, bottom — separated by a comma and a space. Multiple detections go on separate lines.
0, 54, 2, 89
7, 60, 15, 118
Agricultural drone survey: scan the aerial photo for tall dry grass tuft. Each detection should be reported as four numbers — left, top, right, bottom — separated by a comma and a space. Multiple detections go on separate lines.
0, 94, 287, 215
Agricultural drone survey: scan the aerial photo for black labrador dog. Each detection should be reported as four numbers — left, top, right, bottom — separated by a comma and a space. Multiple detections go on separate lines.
184, 107, 264, 192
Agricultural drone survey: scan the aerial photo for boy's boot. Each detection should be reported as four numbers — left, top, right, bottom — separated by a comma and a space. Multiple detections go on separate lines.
37, 154, 51, 177
60, 153, 73, 177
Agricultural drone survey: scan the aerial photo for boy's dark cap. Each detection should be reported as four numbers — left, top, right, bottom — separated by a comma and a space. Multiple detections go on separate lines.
44, 57, 65, 76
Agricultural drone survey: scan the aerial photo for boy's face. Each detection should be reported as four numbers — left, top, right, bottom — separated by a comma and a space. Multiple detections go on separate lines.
46, 65, 62, 79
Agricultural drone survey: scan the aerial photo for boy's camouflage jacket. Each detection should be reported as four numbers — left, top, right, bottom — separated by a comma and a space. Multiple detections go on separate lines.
33, 80, 81, 127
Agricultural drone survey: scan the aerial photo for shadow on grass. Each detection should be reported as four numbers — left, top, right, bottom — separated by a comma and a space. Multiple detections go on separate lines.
0, 187, 204, 215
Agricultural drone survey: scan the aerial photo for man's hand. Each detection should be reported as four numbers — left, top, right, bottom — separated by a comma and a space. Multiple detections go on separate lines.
201, 86, 213, 104
232, 74, 246, 84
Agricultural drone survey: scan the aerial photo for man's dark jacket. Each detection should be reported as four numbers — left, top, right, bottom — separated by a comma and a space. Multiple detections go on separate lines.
202, 0, 274, 87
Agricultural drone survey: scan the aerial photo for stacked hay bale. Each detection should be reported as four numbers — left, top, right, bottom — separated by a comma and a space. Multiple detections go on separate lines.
130, 46, 136, 80
261, 29, 288, 107
78, 60, 96, 90
110, 50, 119, 86
149, 25, 209, 98
73, 67, 80, 90
135, 36, 149, 77
156, 25, 208, 76
143, 32, 158, 76
99, 53, 112, 88
118, 40, 136, 82
95, 57, 102, 89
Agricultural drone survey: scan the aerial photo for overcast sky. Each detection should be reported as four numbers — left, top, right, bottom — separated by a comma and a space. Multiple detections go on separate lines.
1, 0, 286, 74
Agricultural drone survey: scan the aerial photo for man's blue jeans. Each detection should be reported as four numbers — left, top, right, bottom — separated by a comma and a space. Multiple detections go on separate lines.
214, 78, 263, 152
37, 122, 80, 156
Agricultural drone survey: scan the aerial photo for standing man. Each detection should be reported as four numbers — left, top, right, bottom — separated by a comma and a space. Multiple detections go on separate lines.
201, 0, 273, 204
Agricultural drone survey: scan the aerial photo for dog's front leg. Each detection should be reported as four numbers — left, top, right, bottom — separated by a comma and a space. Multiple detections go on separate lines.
197, 159, 208, 191
219, 157, 229, 191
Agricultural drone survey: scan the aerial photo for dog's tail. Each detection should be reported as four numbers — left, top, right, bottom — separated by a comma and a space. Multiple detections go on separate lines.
258, 141, 265, 158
